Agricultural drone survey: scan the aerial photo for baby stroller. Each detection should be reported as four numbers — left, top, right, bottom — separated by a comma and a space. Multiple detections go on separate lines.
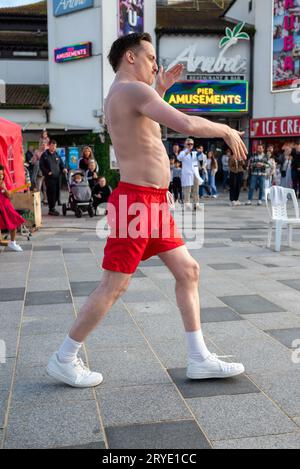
62, 169, 94, 218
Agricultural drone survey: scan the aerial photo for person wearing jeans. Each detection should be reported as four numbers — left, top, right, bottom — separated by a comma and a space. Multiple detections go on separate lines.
207, 151, 218, 198
222, 149, 231, 190
246, 144, 270, 206
229, 155, 245, 206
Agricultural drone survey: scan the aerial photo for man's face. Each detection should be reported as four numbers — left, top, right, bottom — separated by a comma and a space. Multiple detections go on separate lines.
49, 143, 56, 153
257, 145, 264, 154
99, 178, 106, 187
131, 41, 158, 86
173, 144, 179, 152
186, 141, 194, 150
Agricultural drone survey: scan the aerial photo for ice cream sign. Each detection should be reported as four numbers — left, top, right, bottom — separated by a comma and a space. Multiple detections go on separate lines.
54, 42, 92, 63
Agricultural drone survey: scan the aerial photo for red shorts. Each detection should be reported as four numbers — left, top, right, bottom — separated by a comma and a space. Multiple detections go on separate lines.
102, 182, 185, 274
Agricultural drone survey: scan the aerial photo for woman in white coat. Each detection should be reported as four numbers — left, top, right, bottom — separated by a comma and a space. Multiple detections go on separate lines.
178, 138, 203, 210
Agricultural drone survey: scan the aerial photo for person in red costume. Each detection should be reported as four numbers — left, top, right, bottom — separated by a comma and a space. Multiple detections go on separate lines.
0, 164, 25, 252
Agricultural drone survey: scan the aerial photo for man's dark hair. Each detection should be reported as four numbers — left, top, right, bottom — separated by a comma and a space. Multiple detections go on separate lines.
49, 139, 57, 146
108, 33, 152, 73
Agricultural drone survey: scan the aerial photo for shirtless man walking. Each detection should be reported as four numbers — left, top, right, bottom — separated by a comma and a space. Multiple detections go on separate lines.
47, 33, 248, 387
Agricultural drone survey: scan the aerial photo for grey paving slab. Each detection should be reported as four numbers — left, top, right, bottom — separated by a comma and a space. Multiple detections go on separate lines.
201, 307, 243, 323
203, 243, 230, 248
89, 347, 171, 388
208, 263, 247, 271
167, 368, 260, 398
0, 359, 15, 392
21, 313, 74, 336
245, 312, 300, 331
133, 269, 147, 278
17, 332, 66, 367
1, 328, 19, 359
23, 303, 75, 317
265, 328, 300, 349
70, 281, 100, 297
0, 389, 9, 429
141, 258, 165, 267
219, 295, 285, 315
0, 288, 25, 302
126, 300, 178, 318
26, 277, 70, 292
96, 384, 192, 427
249, 370, 300, 418
4, 401, 103, 449
213, 433, 300, 449
279, 279, 300, 292
188, 394, 297, 440
86, 322, 147, 350
33, 246, 62, 252
63, 247, 91, 254
132, 314, 186, 342
106, 420, 211, 449
11, 364, 94, 405
25, 290, 72, 306
122, 289, 167, 303
58, 441, 106, 449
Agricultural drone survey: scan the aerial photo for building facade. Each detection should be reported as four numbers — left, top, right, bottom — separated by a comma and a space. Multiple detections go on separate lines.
224, 0, 300, 153
157, 0, 254, 155
47, 0, 156, 136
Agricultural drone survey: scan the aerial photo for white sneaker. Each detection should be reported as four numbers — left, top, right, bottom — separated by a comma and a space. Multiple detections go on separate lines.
46, 352, 103, 388
7, 241, 23, 252
230, 201, 237, 207
184, 203, 193, 211
186, 353, 245, 380
257, 200, 263, 206
245, 200, 252, 206
235, 201, 242, 206
195, 203, 202, 211
212, 195, 218, 199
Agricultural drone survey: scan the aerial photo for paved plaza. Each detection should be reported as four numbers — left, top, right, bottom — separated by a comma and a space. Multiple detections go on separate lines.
1, 192, 300, 449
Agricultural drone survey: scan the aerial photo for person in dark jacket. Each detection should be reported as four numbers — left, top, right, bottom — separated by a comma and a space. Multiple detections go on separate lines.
40, 140, 68, 216
92, 176, 111, 214
291, 142, 300, 198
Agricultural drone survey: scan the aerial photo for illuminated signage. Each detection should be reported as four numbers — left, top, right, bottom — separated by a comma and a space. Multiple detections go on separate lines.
119, 0, 144, 37
165, 81, 248, 113
272, 0, 300, 91
53, 0, 94, 17
54, 42, 92, 63
251, 116, 300, 138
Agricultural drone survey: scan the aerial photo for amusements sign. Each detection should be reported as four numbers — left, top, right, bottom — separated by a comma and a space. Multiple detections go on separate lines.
164, 81, 248, 113
119, 0, 144, 37
54, 43, 92, 63
272, 0, 300, 91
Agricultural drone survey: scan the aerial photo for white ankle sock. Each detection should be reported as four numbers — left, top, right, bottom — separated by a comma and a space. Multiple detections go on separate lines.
186, 330, 211, 363
57, 336, 83, 363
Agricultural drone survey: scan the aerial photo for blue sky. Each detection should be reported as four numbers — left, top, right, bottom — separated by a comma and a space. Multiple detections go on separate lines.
0, 0, 42, 7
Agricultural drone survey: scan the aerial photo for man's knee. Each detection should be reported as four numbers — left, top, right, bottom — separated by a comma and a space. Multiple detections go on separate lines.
176, 260, 200, 283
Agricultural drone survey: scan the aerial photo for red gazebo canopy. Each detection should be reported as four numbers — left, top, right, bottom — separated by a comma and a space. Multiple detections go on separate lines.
0, 117, 25, 191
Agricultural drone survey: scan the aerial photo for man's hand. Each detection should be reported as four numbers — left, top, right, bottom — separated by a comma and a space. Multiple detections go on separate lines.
63, 169, 68, 175
223, 128, 248, 161
156, 64, 184, 97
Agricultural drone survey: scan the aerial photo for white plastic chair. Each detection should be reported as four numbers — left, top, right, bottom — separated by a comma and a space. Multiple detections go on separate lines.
265, 187, 300, 252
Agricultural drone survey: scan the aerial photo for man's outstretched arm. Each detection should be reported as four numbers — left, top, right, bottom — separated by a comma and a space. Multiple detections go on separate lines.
130, 82, 248, 161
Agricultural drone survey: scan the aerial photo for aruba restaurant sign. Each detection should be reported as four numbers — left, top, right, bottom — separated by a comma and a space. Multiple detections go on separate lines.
53, 0, 94, 17
164, 81, 249, 113
54, 42, 92, 63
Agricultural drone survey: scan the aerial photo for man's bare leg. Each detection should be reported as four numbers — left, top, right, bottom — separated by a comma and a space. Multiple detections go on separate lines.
158, 246, 245, 379
46, 270, 131, 387
69, 270, 132, 342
